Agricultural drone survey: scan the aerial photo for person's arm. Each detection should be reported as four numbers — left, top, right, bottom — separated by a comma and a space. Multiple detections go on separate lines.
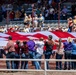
55, 42, 59, 46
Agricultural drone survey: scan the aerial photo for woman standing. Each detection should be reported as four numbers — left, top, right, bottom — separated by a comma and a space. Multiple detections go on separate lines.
55, 38, 64, 70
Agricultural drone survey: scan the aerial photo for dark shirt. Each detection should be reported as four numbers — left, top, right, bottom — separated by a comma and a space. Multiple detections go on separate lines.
14, 44, 21, 54
21, 44, 28, 54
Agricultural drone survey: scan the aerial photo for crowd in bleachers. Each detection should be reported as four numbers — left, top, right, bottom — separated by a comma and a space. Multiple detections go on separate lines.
0, 0, 76, 22
0, 13, 76, 33
0, 0, 75, 32
0, 17, 76, 33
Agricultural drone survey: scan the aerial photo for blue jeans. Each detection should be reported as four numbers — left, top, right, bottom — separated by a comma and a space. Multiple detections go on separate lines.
6, 52, 15, 69
35, 53, 42, 67
21, 53, 29, 69
29, 51, 40, 69
14, 54, 20, 69
71, 54, 76, 69
64, 50, 72, 69
44, 51, 52, 69
56, 53, 63, 70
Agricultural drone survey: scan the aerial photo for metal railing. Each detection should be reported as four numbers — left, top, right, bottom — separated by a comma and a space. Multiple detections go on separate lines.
0, 59, 76, 75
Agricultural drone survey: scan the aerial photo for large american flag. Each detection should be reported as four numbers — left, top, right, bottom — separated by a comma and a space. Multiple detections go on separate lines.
0, 31, 76, 40
0, 31, 76, 46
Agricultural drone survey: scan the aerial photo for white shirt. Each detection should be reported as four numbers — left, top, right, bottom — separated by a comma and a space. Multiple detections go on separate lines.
35, 40, 44, 55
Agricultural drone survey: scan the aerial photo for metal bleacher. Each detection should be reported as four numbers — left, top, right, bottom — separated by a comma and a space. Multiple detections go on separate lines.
0, 19, 68, 27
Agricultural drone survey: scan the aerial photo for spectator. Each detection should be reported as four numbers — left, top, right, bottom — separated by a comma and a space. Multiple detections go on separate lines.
49, 6, 54, 20
24, 13, 28, 25
73, 16, 76, 25
9, 10, 15, 21
33, 14, 38, 27
67, 17, 73, 32
27, 14, 32, 26
23, 25, 30, 33
4, 36, 15, 69
61, 6, 68, 20
38, 14, 44, 27
48, 0, 52, 5
71, 38, 76, 69
21, 41, 29, 69
14, 40, 21, 69
35, 37, 44, 68
20, 8, 25, 18
64, 37, 73, 70
44, 35, 55, 69
36, 8, 41, 17
55, 38, 64, 70
53, 8, 58, 20
27, 38, 40, 69
15, 10, 21, 20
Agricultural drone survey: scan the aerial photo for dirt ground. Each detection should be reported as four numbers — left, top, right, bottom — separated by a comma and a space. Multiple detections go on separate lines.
0, 71, 76, 75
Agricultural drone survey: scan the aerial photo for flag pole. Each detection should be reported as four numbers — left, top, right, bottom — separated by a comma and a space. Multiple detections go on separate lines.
58, 2, 60, 28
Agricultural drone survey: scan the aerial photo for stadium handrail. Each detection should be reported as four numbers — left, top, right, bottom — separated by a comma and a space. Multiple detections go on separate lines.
0, 59, 76, 75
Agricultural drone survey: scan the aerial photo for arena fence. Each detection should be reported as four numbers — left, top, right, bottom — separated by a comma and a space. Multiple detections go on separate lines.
0, 59, 76, 75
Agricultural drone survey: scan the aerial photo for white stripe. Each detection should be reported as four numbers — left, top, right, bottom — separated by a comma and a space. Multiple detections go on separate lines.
36, 31, 59, 40
0, 41, 8, 46
0, 33, 9, 37
16, 32, 37, 35
0, 38, 7, 41
69, 32, 76, 38
27, 36, 39, 40
17, 31, 59, 40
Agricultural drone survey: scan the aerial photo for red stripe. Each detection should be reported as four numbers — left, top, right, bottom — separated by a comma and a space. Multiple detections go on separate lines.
6, 32, 29, 40
33, 33, 48, 40
51, 31, 75, 38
